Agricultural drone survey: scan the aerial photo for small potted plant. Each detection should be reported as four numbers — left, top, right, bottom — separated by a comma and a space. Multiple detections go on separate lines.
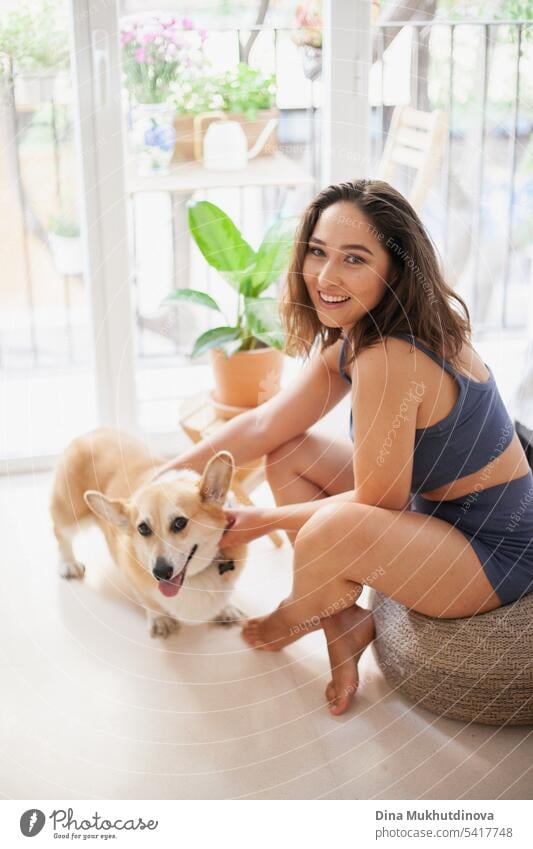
171, 63, 277, 163
47, 210, 83, 276
120, 13, 208, 175
163, 200, 297, 416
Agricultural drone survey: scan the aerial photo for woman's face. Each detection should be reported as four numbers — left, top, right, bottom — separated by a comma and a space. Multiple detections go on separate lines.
302, 200, 393, 332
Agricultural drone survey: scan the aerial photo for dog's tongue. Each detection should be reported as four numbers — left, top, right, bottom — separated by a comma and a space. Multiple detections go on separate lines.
158, 570, 184, 598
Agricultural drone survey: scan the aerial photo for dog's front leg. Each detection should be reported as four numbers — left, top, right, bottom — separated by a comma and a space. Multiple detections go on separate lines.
124, 582, 180, 638
148, 611, 181, 639
212, 604, 246, 627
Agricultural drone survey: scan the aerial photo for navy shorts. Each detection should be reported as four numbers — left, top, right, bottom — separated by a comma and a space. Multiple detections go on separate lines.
410, 471, 533, 605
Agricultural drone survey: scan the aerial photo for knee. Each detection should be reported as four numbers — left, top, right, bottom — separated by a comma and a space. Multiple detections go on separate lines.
294, 503, 349, 563
264, 432, 309, 485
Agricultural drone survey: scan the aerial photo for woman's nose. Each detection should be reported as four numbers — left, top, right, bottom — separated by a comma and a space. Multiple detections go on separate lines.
318, 258, 340, 287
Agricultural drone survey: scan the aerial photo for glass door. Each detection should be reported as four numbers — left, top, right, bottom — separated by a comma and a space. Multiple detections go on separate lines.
0, 0, 106, 469
1, 0, 139, 469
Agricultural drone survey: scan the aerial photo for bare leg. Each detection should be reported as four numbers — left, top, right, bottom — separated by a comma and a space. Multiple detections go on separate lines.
245, 431, 376, 714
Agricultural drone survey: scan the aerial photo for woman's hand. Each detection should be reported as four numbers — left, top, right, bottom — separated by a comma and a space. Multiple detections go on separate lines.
219, 505, 274, 549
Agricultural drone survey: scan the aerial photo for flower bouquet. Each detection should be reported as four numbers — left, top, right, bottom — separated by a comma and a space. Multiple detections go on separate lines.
120, 14, 208, 174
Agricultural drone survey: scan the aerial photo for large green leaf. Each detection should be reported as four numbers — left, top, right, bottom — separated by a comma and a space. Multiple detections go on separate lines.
244, 297, 285, 350
249, 216, 298, 297
162, 288, 222, 312
237, 266, 256, 298
188, 201, 256, 291
191, 325, 241, 358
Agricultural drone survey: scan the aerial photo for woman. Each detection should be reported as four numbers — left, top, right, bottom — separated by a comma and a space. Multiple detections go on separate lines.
158, 179, 533, 716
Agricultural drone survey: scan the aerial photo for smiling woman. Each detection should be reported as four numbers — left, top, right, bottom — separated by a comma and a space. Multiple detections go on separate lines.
160, 178, 533, 717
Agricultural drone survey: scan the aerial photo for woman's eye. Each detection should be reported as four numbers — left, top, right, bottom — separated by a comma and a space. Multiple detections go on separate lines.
171, 516, 188, 533
137, 522, 152, 536
308, 247, 362, 264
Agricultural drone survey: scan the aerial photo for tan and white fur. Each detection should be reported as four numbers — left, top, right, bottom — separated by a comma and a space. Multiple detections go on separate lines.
50, 428, 247, 637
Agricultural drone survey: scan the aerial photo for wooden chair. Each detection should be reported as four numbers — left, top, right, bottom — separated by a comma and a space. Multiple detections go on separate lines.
377, 106, 448, 212
179, 392, 284, 548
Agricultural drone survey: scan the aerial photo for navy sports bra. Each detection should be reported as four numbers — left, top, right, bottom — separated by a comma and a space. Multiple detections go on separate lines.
339, 332, 515, 494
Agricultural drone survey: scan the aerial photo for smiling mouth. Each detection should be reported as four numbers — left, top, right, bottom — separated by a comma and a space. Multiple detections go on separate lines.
157, 544, 198, 599
318, 290, 350, 305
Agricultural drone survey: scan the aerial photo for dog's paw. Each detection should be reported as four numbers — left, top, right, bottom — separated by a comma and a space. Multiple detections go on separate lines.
212, 604, 246, 627
149, 615, 180, 639
58, 558, 86, 580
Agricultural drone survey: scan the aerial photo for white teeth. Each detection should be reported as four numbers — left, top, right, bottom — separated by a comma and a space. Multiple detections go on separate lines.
319, 291, 350, 303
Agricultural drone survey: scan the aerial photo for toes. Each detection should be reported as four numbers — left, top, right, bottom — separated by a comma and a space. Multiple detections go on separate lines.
241, 620, 262, 647
241, 620, 273, 650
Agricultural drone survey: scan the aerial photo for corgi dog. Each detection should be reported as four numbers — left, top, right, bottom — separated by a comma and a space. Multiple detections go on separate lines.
50, 428, 246, 636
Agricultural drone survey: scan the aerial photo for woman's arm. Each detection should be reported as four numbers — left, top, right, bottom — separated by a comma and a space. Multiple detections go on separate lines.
220, 491, 356, 548
158, 340, 350, 475
220, 337, 421, 548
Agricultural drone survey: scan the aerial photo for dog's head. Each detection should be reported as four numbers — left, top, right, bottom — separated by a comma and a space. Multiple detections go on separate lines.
83, 451, 234, 599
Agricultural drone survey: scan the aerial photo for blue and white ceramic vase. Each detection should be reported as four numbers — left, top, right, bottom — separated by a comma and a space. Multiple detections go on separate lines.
131, 102, 176, 176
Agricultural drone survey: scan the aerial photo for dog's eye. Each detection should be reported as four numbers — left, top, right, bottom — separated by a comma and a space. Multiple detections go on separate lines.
137, 522, 152, 536
171, 516, 188, 533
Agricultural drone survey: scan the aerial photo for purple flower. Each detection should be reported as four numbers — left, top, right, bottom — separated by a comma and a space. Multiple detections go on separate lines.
182, 17, 193, 30
121, 31, 135, 46
134, 47, 146, 62
140, 30, 157, 44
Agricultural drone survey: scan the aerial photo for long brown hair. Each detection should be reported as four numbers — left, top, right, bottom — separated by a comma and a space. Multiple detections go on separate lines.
280, 179, 471, 369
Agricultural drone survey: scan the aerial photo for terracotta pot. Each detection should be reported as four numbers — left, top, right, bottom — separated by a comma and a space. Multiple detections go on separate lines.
172, 108, 278, 164
209, 346, 284, 413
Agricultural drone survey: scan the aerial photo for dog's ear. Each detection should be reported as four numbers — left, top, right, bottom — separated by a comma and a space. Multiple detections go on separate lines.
84, 490, 130, 528
199, 452, 234, 505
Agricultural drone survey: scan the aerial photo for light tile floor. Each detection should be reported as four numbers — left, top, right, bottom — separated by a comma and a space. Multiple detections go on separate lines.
0, 465, 532, 800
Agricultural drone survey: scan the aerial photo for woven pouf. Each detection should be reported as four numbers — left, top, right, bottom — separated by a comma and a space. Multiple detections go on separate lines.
370, 589, 533, 725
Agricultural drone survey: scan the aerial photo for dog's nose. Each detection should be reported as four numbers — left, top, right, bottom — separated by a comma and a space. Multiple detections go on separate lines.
153, 557, 173, 582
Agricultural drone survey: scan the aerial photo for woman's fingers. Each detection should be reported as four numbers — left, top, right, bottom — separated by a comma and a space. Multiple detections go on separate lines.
218, 507, 267, 548
224, 514, 236, 530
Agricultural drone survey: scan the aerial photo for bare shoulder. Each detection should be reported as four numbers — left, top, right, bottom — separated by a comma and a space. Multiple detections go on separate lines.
348, 336, 417, 384
314, 337, 346, 374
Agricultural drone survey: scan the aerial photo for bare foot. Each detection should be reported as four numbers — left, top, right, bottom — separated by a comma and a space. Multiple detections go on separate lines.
241, 602, 302, 651
323, 606, 375, 716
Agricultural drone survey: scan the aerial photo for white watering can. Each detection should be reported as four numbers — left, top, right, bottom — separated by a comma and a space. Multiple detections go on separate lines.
193, 110, 278, 170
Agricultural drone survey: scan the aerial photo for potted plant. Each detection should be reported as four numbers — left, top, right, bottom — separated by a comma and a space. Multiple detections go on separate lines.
0, 0, 69, 105
163, 200, 297, 416
171, 63, 277, 163
47, 210, 83, 276
120, 14, 208, 174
